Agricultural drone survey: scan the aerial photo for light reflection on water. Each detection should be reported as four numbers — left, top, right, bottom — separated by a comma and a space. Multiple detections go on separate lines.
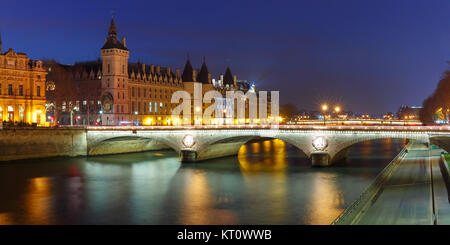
0, 138, 406, 225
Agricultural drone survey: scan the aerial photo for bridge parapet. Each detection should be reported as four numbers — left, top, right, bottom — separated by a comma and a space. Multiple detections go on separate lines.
84, 127, 449, 166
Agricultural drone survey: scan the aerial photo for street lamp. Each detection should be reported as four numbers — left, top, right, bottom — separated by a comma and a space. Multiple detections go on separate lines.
334, 106, 341, 113
98, 110, 103, 126
134, 111, 138, 126
321, 104, 328, 125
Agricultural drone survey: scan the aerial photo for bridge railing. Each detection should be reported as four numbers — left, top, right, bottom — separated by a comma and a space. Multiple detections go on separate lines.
330, 146, 408, 225
82, 124, 450, 132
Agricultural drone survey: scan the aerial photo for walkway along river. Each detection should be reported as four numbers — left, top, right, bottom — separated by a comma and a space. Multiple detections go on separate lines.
333, 141, 450, 225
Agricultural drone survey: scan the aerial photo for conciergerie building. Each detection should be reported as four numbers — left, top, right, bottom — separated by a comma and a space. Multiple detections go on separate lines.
0, 34, 47, 126
45, 18, 247, 126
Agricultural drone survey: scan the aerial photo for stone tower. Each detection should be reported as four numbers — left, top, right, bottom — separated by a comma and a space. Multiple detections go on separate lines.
100, 17, 130, 125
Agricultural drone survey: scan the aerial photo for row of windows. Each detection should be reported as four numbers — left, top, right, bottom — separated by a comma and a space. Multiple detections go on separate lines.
61, 101, 101, 112
0, 84, 40, 96
131, 101, 170, 114
131, 86, 175, 98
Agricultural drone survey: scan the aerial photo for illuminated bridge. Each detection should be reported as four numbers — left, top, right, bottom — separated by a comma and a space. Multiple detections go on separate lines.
85, 125, 450, 166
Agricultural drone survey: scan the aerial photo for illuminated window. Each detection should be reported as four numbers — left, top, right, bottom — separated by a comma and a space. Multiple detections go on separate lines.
155, 102, 157, 112
149, 102, 152, 112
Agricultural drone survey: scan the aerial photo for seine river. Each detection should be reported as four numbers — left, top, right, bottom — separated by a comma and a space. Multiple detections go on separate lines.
0, 138, 406, 225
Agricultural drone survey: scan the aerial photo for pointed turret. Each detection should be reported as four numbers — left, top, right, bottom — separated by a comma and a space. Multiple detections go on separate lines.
223, 66, 234, 86
108, 17, 117, 38
196, 57, 210, 84
181, 56, 194, 82
101, 17, 128, 50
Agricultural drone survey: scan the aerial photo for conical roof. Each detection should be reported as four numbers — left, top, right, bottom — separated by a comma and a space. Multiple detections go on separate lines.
108, 18, 117, 37
223, 66, 234, 85
196, 58, 210, 84
101, 17, 128, 50
181, 58, 194, 82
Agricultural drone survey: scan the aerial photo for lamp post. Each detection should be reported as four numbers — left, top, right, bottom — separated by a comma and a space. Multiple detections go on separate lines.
99, 110, 103, 126
334, 106, 341, 125
321, 104, 328, 125
134, 111, 138, 126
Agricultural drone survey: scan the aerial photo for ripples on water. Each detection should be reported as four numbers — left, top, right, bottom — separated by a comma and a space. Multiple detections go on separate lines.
0, 138, 406, 225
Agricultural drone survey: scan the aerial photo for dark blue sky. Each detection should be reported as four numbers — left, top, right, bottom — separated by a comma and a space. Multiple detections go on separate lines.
1, 0, 450, 114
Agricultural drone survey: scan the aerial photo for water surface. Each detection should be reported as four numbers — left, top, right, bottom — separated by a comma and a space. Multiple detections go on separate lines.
0, 138, 406, 224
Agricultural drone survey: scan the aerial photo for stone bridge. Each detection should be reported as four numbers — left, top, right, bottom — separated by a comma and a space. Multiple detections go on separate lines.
85, 125, 450, 166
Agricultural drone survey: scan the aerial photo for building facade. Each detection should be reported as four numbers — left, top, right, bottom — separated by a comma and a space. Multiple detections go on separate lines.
0, 40, 47, 126
46, 17, 250, 126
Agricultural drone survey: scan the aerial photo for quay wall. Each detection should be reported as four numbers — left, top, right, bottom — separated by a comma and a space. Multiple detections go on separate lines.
0, 128, 88, 162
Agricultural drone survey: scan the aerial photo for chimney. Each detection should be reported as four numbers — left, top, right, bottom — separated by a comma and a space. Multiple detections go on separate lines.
167, 67, 171, 74
122, 37, 126, 47
150, 64, 154, 74
176, 68, 180, 77
156, 65, 160, 74
141, 63, 145, 72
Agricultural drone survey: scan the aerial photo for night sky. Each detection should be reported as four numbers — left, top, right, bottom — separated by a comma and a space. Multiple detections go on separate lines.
1, 0, 450, 114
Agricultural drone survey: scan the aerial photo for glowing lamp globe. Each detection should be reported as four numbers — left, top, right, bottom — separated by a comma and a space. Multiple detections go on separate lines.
312, 136, 328, 151
182, 135, 195, 148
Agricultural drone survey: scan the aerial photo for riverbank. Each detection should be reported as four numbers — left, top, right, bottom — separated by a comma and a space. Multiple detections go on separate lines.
334, 141, 450, 225
331, 143, 408, 224
0, 128, 87, 162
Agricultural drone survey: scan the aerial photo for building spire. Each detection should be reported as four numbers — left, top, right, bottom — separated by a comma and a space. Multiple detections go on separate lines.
101, 16, 128, 50
181, 56, 194, 82
108, 16, 117, 38
223, 66, 234, 85
197, 57, 209, 84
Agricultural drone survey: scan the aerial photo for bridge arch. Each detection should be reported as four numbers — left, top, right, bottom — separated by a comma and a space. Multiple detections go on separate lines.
87, 134, 180, 156
429, 135, 450, 153
327, 132, 429, 166
190, 135, 310, 163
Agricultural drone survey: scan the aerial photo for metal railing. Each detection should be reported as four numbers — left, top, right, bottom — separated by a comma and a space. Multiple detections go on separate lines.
331, 146, 408, 225
83, 124, 450, 132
